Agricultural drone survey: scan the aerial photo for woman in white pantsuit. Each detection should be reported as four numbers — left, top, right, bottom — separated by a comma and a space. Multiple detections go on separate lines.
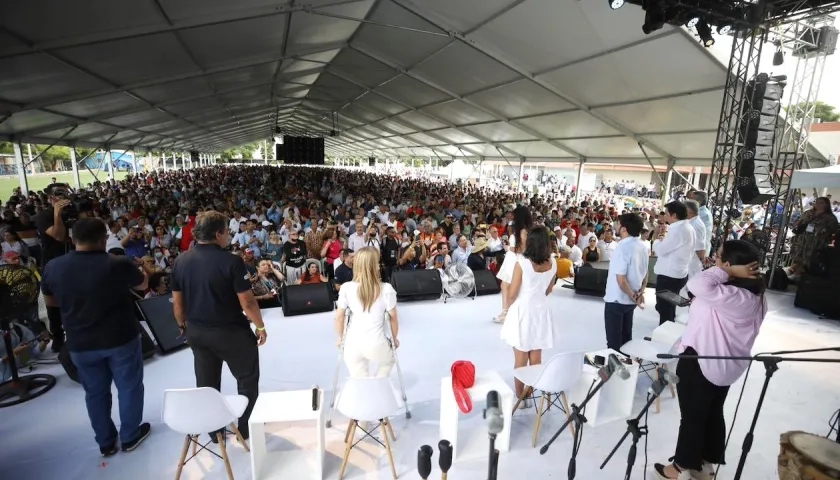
494, 206, 533, 323
335, 247, 400, 378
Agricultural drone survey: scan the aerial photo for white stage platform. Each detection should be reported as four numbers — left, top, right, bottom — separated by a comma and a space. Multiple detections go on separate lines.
1, 286, 838, 480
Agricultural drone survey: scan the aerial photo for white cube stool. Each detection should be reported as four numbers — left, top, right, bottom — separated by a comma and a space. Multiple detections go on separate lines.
439, 370, 514, 462
622, 322, 685, 413
568, 348, 640, 427
249, 389, 325, 480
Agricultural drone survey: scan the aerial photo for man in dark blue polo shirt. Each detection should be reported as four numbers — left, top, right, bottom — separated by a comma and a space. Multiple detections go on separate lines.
171, 210, 267, 443
334, 249, 354, 292
41, 217, 150, 457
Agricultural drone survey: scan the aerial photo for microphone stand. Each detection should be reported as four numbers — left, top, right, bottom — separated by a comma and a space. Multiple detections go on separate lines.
599, 379, 667, 479
488, 431, 499, 480
540, 378, 607, 480
657, 349, 840, 480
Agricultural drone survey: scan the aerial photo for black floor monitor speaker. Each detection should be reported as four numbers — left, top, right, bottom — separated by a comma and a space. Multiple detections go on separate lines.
473, 269, 501, 296
136, 293, 189, 354
282, 283, 334, 316
574, 264, 608, 297
795, 274, 840, 319
390, 269, 443, 302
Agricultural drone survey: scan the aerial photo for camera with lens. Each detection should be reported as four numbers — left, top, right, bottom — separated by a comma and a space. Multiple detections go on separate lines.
51, 185, 93, 225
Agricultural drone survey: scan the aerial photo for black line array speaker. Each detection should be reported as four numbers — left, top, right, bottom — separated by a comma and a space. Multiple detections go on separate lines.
282, 283, 334, 316
390, 269, 443, 302
282, 136, 325, 165
473, 269, 501, 296
369, 157, 376, 167
190, 150, 199, 165
136, 293, 189, 354
574, 264, 608, 297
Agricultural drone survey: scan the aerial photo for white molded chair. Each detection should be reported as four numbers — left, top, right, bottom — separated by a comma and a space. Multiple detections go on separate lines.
511, 352, 585, 447
621, 321, 686, 413
335, 377, 400, 479
161, 388, 250, 480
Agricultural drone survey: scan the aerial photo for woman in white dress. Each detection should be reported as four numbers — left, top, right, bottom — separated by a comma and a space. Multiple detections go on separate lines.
334, 247, 400, 378
500, 226, 558, 401
494, 206, 533, 323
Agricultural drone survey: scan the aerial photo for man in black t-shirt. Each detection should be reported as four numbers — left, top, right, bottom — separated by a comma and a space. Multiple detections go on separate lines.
281, 229, 308, 283
170, 210, 267, 443
380, 227, 400, 282
34, 184, 81, 352
334, 249, 354, 292
41, 218, 151, 457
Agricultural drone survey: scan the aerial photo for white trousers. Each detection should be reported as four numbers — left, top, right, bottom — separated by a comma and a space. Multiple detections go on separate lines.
343, 339, 394, 378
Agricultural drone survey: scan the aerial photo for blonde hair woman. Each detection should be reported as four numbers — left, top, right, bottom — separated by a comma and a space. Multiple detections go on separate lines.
334, 247, 400, 378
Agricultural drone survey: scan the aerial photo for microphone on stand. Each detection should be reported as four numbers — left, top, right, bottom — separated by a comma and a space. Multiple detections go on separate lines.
418, 445, 433, 479
439, 440, 452, 480
609, 354, 631, 380
656, 367, 679, 386
485, 390, 504, 435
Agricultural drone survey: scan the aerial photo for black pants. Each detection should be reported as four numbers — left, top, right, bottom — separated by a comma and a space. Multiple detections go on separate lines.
187, 325, 260, 438
674, 347, 729, 470
604, 302, 635, 352
655, 274, 687, 324
383, 264, 396, 283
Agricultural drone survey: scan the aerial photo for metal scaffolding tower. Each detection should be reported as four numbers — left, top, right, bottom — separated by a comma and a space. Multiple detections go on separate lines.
765, 16, 836, 281
708, 28, 768, 248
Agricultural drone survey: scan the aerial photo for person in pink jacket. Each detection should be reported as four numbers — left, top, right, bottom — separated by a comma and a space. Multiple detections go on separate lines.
655, 240, 767, 480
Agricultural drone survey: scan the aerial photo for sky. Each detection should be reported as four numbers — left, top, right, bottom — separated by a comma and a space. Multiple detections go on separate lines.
703, 17, 840, 109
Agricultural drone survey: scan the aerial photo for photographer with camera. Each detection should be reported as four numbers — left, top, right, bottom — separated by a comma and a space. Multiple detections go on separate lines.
34, 183, 89, 352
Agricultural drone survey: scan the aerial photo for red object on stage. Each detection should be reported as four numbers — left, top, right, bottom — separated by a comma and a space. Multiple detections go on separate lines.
451, 360, 476, 414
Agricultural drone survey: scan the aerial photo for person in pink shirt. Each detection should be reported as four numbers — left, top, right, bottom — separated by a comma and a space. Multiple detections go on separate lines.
655, 240, 767, 480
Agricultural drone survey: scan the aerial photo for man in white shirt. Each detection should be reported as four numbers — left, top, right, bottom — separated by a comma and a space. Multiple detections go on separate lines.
597, 229, 619, 262
652, 201, 696, 324
347, 222, 366, 252
451, 236, 472, 265
603, 213, 649, 351
684, 200, 707, 279
566, 236, 584, 267
576, 223, 597, 251
692, 191, 714, 255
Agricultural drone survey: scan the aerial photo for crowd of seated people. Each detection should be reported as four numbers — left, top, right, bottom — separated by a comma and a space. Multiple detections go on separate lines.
1, 164, 687, 314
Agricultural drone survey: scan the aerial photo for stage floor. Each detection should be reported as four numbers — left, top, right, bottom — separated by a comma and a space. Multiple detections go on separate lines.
2, 286, 838, 480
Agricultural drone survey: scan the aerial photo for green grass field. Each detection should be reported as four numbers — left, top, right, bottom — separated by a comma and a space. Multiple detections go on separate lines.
0, 171, 129, 201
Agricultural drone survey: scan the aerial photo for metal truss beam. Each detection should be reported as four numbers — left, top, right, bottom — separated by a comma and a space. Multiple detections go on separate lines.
708, 28, 767, 249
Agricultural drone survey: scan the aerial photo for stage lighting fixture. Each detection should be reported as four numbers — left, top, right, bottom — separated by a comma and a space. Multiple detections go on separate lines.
718, 24, 732, 35
609, 0, 624, 9
696, 21, 715, 47
686, 17, 699, 28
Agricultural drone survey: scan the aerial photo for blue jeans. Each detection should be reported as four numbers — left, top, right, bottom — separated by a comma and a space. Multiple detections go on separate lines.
604, 302, 636, 352
70, 336, 145, 448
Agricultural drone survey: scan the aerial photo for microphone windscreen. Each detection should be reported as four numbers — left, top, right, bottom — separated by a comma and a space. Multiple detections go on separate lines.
486, 390, 500, 410
438, 440, 452, 471
609, 354, 630, 380
418, 445, 433, 479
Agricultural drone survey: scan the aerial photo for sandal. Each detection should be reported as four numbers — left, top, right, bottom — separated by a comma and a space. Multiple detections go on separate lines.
493, 309, 508, 324
653, 462, 694, 480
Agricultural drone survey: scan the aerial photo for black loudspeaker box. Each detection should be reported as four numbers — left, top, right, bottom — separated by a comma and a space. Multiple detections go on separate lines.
794, 274, 840, 320
574, 264, 608, 297
282, 283, 334, 316
473, 269, 501, 296
136, 293, 189, 354
390, 269, 443, 302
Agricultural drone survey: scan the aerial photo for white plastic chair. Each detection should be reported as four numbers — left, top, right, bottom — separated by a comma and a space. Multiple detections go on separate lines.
511, 352, 585, 447
335, 377, 401, 480
161, 388, 250, 480
621, 322, 686, 413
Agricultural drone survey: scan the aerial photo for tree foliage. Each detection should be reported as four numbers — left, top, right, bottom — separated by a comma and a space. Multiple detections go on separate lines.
787, 101, 840, 123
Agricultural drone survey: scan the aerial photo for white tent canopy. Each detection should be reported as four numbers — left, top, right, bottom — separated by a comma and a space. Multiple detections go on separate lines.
789, 164, 840, 189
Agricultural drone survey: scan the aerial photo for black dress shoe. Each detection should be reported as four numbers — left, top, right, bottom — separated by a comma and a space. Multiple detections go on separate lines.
121, 423, 152, 452
100, 442, 118, 457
